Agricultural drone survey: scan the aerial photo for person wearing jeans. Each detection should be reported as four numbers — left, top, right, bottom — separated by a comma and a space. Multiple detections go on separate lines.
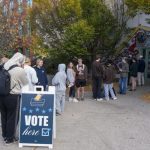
103, 61, 117, 101
118, 58, 129, 94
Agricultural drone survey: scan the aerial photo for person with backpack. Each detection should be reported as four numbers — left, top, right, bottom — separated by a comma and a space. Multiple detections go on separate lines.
24, 57, 38, 91
75, 58, 87, 101
34, 58, 48, 91
0, 52, 28, 145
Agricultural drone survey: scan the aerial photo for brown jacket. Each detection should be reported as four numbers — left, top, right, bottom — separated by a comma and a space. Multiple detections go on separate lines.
103, 65, 115, 84
92, 60, 103, 78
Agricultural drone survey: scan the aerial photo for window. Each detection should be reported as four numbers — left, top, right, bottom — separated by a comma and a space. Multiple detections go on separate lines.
9, 0, 14, 11
27, 0, 32, 7
3, 5, 7, 16
18, 6, 23, 13
18, 0, 23, 5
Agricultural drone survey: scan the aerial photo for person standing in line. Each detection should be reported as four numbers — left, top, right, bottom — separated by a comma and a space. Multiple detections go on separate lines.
67, 62, 78, 103
52, 64, 67, 115
129, 58, 138, 91
138, 55, 145, 86
103, 61, 117, 101
24, 57, 38, 91
34, 58, 48, 91
76, 58, 88, 101
92, 54, 103, 101
118, 58, 129, 94
0, 52, 28, 145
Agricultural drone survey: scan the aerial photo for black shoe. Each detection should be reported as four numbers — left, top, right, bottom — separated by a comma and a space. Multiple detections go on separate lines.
56, 111, 61, 116
81, 97, 84, 101
5, 137, 18, 145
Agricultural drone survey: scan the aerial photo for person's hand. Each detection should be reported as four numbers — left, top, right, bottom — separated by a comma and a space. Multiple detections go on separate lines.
119, 69, 122, 72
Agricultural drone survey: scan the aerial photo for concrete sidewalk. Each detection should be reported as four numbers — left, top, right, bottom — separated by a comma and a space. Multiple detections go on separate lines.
1, 86, 150, 150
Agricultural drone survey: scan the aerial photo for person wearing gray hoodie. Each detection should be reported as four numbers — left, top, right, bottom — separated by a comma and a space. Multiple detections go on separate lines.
52, 64, 67, 115
0, 52, 28, 145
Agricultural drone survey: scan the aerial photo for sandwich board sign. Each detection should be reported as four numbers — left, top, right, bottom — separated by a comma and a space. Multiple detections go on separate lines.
19, 86, 56, 149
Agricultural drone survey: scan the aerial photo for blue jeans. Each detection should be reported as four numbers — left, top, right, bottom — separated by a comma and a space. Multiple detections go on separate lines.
104, 84, 116, 100
119, 77, 127, 94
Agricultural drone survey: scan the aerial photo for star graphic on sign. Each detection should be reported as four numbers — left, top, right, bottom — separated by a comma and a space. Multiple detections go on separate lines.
29, 109, 33, 114
22, 107, 27, 112
48, 108, 53, 113
42, 110, 46, 114
35, 108, 40, 112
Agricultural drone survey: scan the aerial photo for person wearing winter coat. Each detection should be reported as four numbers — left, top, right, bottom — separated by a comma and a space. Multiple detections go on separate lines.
24, 57, 38, 91
34, 59, 48, 91
67, 62, 78, 103
0, 52, 28, 144
52, 64, 67, 115
137, 55, 145, 86
118, 58, 129, 94
92, 55, 103, 101
129, 58, 138, 91
103, 61, 117, 101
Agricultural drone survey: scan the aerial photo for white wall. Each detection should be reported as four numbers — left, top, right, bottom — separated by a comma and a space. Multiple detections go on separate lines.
127, 13, 150, 28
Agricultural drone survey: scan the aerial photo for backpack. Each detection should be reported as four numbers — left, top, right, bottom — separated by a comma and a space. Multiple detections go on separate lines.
0, 64, 18, 96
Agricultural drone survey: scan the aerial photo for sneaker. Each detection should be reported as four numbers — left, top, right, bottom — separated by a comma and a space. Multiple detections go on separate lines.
69, 97, 73, 102
73, 98, 79, 103
113, 97, 117, 100
56, 111, 61, 116
97, 98, 103, 102
5, 138, 16, 145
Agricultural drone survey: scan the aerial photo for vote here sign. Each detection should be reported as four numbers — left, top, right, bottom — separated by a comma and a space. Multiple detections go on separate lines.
19, 93, 54, 148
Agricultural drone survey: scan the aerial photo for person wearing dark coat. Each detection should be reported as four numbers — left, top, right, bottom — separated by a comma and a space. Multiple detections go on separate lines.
137, 55, 145, 86
103, 61, 117, 101
129, 58, 138, 91
34, 59, 48, 91
92, 55, 103, 101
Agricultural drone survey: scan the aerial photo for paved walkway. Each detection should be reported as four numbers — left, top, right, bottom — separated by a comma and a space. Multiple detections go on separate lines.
1, 86, 150, 150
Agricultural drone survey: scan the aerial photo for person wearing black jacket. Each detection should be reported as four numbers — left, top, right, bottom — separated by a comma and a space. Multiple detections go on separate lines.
138, 55, 145, 86
92, 55, 103, 101
129, 58, 138, 91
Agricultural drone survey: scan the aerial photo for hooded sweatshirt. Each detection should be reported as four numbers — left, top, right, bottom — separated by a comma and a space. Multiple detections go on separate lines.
52, 64, 67, 92
4, 52, 28, 94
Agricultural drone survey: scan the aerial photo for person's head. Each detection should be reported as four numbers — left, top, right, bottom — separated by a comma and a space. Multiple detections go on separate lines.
36, 58, 43, 67
4, 52, 25, 70
58, 64, 66, 72
132, 58, 136, 63
95, 54, 101, 61
139, 55, 143, 59
122, 57, 126, 63
25, 57, 31, 66
68, 62, 74, 69
78, 58, 83, 65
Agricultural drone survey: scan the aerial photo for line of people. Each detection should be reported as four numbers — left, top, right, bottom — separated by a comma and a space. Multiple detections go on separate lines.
0, 52, 146, 145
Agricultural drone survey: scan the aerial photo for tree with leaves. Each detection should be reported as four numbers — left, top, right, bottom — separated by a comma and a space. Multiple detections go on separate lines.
30, 0, 123, 64
125, 0, 150, 16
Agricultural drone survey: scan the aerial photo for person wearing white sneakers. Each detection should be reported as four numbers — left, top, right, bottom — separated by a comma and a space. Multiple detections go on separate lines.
103, 60, 117, 101
67, 62, 78, 103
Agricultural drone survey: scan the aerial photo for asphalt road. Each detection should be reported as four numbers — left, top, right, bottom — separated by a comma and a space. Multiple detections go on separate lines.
0, 86, 150, 150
